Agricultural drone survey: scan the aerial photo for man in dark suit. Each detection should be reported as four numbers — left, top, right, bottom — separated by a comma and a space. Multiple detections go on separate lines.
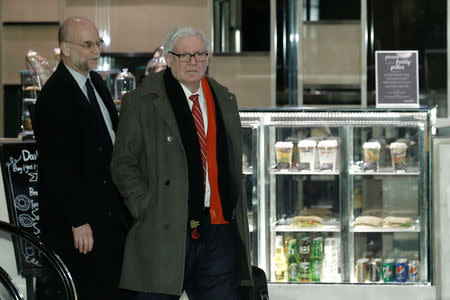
111, 26, 253, 299
34, 16, 128, 299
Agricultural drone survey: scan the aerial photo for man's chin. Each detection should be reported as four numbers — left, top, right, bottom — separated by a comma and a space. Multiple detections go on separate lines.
88, 63, 99, 71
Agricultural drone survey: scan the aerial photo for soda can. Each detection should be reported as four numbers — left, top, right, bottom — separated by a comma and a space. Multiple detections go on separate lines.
408, 260, 420, 282
394, 258, 409, 282
369, 259, 380, 282
355, 258, 369, 282
381, 259, 395, 282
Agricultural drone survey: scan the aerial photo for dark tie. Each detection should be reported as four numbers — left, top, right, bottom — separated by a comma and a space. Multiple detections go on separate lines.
85, 78, 112, 145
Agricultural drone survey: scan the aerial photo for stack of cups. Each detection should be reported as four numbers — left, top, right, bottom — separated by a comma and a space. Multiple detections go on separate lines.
322, 237, 340, 282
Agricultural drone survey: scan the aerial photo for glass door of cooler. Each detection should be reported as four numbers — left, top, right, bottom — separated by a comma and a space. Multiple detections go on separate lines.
264, 112, 347, 283
240, 112, 264, 267
346, 110, 431, 284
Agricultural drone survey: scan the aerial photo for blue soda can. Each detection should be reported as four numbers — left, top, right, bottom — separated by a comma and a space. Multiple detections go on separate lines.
394, 258, 409, 282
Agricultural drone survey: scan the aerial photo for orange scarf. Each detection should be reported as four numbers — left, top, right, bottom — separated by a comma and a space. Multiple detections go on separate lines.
202, 77, 229, 224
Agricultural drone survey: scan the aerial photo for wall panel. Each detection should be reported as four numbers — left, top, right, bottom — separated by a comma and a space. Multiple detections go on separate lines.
2, 25, 58, 84
65, 0, 210, 53
2, 0, 60, 22
209, 55, 271, 108
303, 23, 361, 86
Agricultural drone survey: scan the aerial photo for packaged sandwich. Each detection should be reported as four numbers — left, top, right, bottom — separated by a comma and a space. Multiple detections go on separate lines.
383, 216, 413, 228
354, 216, 384, 228
291, 216, 324, 228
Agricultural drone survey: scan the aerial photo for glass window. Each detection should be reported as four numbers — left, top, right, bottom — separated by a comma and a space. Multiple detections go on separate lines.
367, 0, 447, 117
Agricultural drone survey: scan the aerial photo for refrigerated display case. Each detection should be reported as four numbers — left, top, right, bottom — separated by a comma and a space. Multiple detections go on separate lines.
240, 108, 436, 299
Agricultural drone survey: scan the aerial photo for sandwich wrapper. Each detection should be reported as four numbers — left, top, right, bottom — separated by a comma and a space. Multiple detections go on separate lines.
355, 215, 414, 229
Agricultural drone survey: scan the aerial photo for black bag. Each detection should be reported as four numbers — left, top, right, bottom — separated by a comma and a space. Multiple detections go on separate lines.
250, 266, 269, 300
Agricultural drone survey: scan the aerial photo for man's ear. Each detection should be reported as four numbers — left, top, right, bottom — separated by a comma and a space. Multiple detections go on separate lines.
164, 53, 171, 68
60, 42, 71, 57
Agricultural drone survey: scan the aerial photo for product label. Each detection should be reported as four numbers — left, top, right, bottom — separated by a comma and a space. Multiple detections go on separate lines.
310, 260, 322, 281
288, 263, 299, 280
299, 261, 310, 281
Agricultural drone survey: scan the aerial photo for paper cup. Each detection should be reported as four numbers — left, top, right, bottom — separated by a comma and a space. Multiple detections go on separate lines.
363, 141, 381, 171
275, 142, 293, 169
390, 142, 407, 172
318, 140, 339, 172
298, 139, 317, 172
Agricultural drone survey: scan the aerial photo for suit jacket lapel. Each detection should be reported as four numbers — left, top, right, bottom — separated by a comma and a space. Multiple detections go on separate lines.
56, 63, 90, 107
90, 71, 119, 132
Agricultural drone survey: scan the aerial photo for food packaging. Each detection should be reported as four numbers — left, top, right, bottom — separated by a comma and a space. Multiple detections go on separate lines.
363, 141, 381, 171
317, 139, 339, 172
390, 142, 407, 172
298, 139, 317, 172
275, 141, 293, 169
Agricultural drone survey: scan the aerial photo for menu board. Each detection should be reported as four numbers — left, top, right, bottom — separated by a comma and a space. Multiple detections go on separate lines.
375, 50, 419, 108
0, 141, 41, 275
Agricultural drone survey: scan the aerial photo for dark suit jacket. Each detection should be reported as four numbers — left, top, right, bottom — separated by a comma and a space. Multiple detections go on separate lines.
34, 62, 128, 298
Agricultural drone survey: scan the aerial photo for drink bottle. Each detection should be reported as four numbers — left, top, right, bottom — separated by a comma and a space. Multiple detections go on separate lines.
299, 236, 311, 282
310, 238, 322, 282
274, 235, 287, 282
287, 238, 299, 281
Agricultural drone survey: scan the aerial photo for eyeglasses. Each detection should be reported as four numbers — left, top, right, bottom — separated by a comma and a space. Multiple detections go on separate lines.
169, 51, 208, 63
64, 38, 105, 50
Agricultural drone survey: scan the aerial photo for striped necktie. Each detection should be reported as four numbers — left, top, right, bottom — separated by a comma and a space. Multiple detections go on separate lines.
189, 94, 207, 189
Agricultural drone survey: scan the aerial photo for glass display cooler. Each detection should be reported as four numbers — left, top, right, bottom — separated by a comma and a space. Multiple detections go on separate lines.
240, 108, 436, 299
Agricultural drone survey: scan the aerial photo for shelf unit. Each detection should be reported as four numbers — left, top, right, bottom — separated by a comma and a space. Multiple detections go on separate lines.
239, 108, 434, 288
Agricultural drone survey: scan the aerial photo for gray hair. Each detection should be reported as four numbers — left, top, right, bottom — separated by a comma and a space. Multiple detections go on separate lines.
163, 26, 211, 55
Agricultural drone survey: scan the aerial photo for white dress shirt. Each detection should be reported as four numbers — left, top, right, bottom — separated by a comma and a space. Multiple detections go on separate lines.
65, 64, 115, 144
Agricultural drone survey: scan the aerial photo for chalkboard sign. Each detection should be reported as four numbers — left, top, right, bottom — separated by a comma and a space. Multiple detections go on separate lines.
0, 141, 41, 275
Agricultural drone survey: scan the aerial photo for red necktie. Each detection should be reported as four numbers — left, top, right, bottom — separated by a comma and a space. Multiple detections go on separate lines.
189, 94, 207, 189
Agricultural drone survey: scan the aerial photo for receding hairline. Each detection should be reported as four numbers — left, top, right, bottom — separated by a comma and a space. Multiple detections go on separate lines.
58, 16, 95, 44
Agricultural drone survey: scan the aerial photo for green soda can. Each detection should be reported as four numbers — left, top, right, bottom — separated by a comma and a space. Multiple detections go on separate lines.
381, 259, 395, 282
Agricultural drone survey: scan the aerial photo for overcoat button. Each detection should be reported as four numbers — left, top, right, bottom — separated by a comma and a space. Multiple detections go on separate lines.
163, 224, 169, 230
167, 136, 173, 142
165, 180, 170, 186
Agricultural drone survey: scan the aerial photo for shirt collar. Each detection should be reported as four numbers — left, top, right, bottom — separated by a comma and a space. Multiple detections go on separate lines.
180, 80, 204, 100
64, 63, 91, 91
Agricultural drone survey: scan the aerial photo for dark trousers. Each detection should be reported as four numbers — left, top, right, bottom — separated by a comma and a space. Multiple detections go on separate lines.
134, 214, 241, 300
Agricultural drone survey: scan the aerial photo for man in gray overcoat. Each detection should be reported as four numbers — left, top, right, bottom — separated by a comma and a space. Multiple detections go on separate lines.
111, 26, 252, 299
